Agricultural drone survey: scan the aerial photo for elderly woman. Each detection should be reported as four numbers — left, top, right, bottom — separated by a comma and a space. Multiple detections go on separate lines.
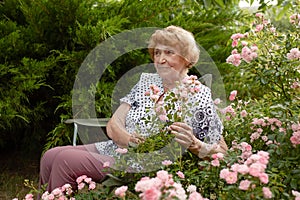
39, 25, 228, 193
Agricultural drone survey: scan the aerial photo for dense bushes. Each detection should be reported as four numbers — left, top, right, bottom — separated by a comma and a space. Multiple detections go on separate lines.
0, 0, 246, 154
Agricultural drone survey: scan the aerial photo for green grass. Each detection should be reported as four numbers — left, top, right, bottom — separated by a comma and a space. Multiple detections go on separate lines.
0, 152, 39, 200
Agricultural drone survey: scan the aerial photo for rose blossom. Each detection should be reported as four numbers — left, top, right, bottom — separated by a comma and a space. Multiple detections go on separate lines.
240, 110, 247, 117
188, 191, 204, 200
292, 190, 300, 200
249, 163, 266, 177
25, 194, 34, 200
141, 188, 162, 200
225, 171, 238, 184
76, 175, 87, 184
88, 181, 96, 190
262, 187, 272, 199
259, 173, 269, 184
78, 182, 85, 190
187, 185, 197, 193
239, 180, 251, 190
226, 53, 242, 66
255, 24, 264, 32
220, 168, 230, 179
287, 48, 300, 60
162, 160, 173, 166
237, 164, 249, 175
229, 90, 237, 101
211, 159, 220, 167
176, 171, 185, 179
115, 186, 128, 198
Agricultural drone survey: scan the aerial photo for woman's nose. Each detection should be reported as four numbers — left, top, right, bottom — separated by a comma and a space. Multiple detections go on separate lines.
158, 53, 167, 63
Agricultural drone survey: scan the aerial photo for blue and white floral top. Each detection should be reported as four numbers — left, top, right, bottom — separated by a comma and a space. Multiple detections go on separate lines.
95, 73, 222, 156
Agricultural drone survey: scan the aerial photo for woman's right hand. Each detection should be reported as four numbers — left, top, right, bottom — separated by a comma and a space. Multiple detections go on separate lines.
128, 132, 145, 147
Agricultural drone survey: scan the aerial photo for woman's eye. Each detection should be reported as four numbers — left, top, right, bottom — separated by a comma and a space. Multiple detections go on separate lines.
166, 50, 175, 55
154, 50, 161, 56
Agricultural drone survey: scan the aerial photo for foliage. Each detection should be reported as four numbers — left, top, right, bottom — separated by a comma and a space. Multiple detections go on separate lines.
0, 0, 246, 154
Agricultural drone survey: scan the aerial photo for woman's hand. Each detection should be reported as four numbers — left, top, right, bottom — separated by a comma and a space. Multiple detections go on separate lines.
169, 122, 197, 149
128, 132, 145, 147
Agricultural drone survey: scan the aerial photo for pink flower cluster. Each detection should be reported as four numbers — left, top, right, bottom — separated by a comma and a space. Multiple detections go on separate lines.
145, 75, 202, 123
41, 183, 74, 200
226, 45, 258, 66
290, 122, 300, 147
19, 177, 96, 200
219, 142, 272, 198
76, 175, 96, 190
287, 48, 300, 60
134, 170, 207, 200
250, 117, 283, 144
290, 13, 300, 26
220, 105, 236, 121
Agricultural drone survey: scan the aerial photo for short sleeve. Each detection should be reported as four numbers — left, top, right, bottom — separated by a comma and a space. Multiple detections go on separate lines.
119, 81, 139, 105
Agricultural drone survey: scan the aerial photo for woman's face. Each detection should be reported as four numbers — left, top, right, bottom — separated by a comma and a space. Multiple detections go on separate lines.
153, 44, 190, 77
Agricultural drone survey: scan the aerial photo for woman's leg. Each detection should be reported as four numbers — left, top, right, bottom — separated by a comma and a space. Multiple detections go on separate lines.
39, 144, 113, 192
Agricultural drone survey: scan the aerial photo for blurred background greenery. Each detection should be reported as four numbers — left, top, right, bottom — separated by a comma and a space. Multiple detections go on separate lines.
0, 0, 298, 198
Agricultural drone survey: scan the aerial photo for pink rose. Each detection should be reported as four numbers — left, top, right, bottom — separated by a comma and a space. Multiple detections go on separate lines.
211, 159, 220, 167
220, 168, 230, 179
188, 191, 203, 200
89, 181, 96, 190
78, 182, 85, 190
292, 190, 300, 199
237, 164, 249, 175
259, 173, 269, 184
84, 177, 92, 184
240, 110, 248, 117
187, 185, 197, 193
232, 39, 238, 47
76, 175, 87, 184
176, 171, 185, 179
239, 180, 251, 190
158, 114, 169, 122
225, 171, 238, 184
162, 160, 173, 166
229, 90, 237, 101
255, 24, 264, 32
115, 186, 128, 198
142, 188, 162, 200
25, 194, 34, 200
255, 12, 264, 18
249, 163, 265, 177
156, 170, 170, 182
262, 187, 272, 199
287, 48, 300, 60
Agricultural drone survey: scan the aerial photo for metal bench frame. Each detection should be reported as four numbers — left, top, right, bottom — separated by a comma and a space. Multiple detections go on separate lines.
65, 118, 110, 146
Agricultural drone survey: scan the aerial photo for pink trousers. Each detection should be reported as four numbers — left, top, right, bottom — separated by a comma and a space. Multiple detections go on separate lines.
39, 144, 113, 192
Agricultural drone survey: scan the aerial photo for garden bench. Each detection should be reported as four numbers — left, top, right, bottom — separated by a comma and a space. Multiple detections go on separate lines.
64, 118, 110, 146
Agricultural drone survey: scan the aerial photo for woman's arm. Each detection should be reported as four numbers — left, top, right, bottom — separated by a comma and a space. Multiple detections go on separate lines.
106, 103, 132, 148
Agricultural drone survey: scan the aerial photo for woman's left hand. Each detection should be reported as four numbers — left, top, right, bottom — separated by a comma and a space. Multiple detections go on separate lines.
169, 122, 197, 148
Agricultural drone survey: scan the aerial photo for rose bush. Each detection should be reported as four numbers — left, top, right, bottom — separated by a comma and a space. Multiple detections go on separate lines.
16, 12, 300, 200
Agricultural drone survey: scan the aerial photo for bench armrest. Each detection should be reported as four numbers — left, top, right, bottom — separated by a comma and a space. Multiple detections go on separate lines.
65, 118, 110, 146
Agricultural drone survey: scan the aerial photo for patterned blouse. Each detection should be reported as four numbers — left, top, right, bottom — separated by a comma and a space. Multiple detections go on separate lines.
95, 73, 223, 156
